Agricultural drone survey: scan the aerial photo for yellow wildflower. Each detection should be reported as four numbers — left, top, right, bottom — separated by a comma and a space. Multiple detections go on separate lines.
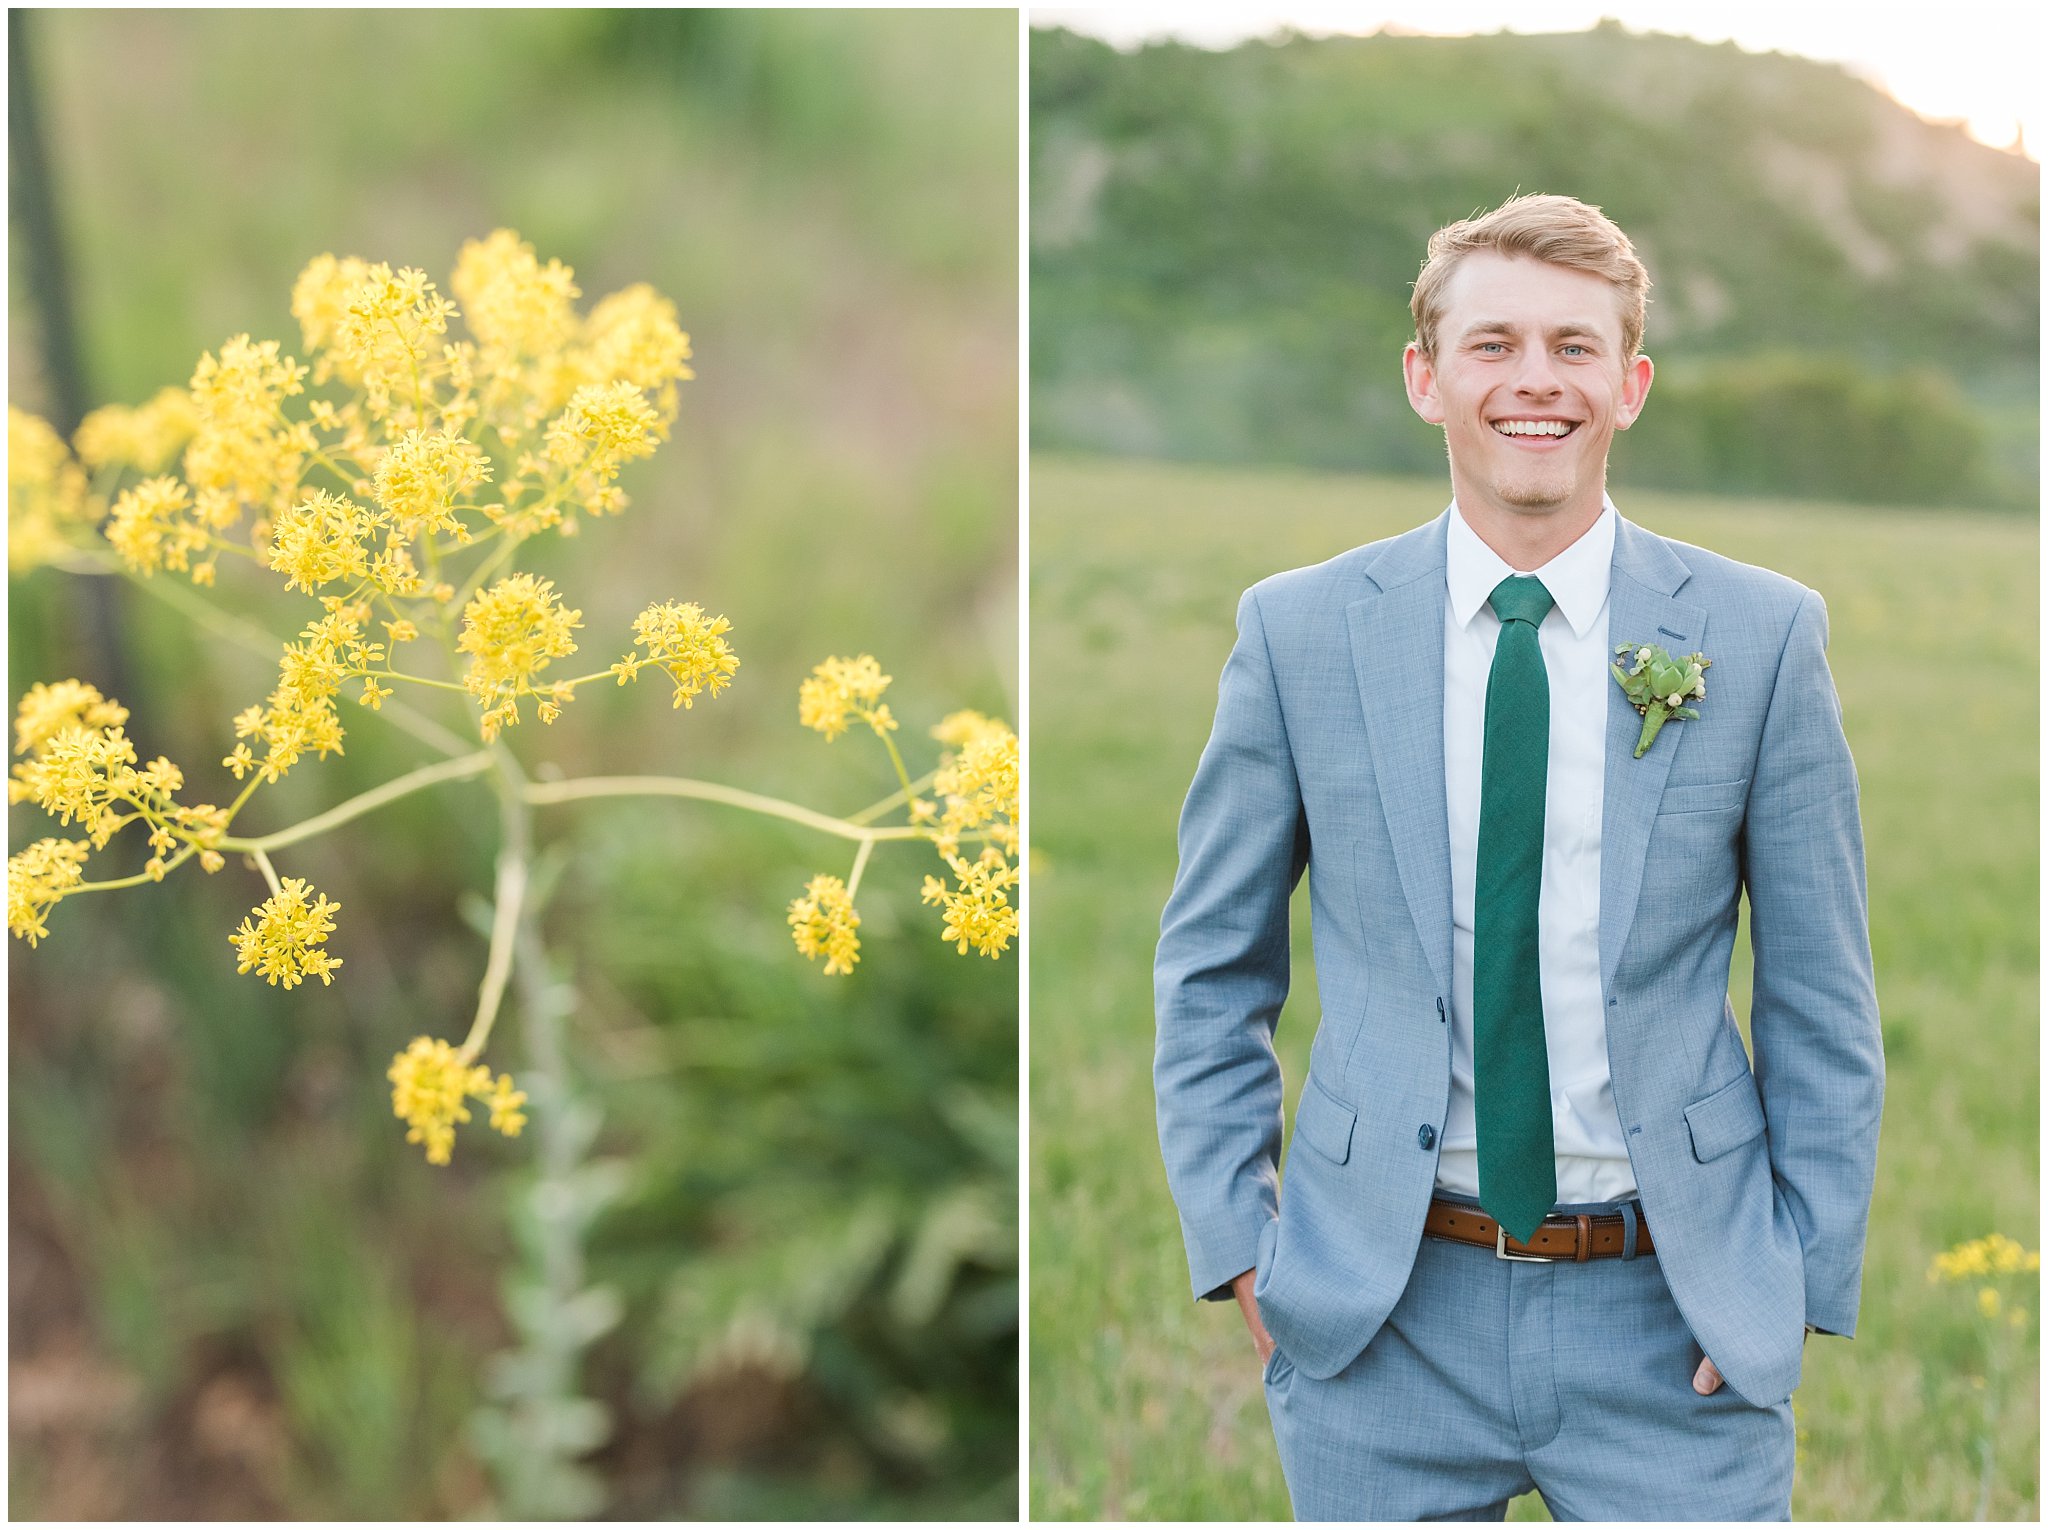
14, 681, 128, 758
10, 722, 140, 846
933, 717, 1018, 856
931, 709, 1004, 750
386, 1035, 525, 1165
484, 1073, 528, 1137
578, 282, 694, 427
621, 601, 739, 709
7, 838, 91, 946
229, 876, 342, 988
371, 428, 491, 541
334, 263, 459, 416
458, 573, 583, 738
1978, 1286, 2001, 1318
107, 475, 208, 576
183, 334, 309, 515
267, 489, 385, 593
8, 407, 92, 570
923, 850, 1020, 959
73, 387, 198, 474
290, 252, 375, 373
788, 873, 861, 975
450, 228, 580, 359
798, 654, 893, 741
1930, 1234, 2038, 1282
542, 379, 658, 490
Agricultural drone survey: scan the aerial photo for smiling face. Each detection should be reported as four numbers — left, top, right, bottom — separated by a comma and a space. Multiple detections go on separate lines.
1403, 251, 1653, 561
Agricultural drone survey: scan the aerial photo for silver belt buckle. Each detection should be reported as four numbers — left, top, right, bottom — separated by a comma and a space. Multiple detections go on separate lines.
1496, 1224, 1561, 1262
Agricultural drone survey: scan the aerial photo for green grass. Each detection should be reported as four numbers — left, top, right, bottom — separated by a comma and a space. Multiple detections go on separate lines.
1027, 454, 2038, 1521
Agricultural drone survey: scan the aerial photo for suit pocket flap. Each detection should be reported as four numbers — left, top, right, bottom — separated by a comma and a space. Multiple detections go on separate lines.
1658, 777, 1750, 815
1294, 1075, 1356, 1165
1684, 1072, 1767, 1162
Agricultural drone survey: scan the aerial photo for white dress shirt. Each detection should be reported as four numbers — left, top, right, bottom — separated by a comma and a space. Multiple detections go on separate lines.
1435, 497, 1638, 1204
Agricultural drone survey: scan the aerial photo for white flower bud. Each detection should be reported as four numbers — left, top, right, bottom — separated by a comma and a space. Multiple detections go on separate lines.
1666, 692, 1684, 708
1637, 647, 1652, 663
1693, 678, 1707, 698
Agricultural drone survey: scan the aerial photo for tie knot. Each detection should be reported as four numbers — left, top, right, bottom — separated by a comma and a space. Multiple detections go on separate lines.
1488, 575, 1555, 629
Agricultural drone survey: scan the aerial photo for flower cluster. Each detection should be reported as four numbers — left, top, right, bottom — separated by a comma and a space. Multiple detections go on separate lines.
459, 573, 583, 737
7, 838, 92, 947
788, 873, 862, 976
387, 1035, 527, 1165
929, 709, 1020, 858
789, 663, 1019, 975
9, 407, 92, 571
612, 600, 740, 709
6, 681, 225, 888
11, 227, 702, 780
922, 851, 1021, 958
74, 386, 198, 474
1929, 1233, 2039, 1333
798, 654, 896, 741
230, 877, 343, 988
1929, 1234, 2040, 1282
8, 231, 1010, 1180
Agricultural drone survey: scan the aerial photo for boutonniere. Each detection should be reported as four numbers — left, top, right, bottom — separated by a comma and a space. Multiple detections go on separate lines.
1611, 643, 1711, 758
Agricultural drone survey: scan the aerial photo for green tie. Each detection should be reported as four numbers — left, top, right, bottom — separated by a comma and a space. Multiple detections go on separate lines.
1474, 574, 1558, 1246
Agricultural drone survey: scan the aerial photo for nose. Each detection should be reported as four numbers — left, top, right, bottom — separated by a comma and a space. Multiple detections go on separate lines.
1512, 347, 1563, 399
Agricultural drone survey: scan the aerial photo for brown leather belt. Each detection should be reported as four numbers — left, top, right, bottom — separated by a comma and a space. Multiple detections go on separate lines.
1425, 1197, 1655, 1261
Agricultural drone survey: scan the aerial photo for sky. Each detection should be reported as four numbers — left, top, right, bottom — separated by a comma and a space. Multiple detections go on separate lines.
1033, 3, 2042, 159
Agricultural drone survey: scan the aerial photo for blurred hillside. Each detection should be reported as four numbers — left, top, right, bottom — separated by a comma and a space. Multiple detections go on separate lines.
10, 9, 1016, 1521
1031, 20, 2039, 507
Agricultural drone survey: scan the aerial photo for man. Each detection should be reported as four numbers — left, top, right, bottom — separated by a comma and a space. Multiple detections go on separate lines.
1153, 194, 1882, 1521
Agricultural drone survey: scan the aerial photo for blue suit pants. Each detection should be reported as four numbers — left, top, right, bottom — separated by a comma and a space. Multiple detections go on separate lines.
1261, 1192, 1796, 1521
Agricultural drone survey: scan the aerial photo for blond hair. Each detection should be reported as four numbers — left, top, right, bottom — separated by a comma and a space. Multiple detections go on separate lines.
1410, 193, 1651, 360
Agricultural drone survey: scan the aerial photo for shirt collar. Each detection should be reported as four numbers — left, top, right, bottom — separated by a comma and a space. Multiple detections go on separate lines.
1445, 496, 1616, 639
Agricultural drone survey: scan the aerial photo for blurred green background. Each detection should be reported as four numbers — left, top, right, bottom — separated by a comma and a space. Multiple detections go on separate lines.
1027, 19, 2038, 1524
9, 9, 1016, 1520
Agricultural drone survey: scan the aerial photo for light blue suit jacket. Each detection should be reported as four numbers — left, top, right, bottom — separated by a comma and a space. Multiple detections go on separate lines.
1155, 509, 1883, 1407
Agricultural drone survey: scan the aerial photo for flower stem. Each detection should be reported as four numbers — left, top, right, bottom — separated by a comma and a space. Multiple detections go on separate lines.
875, 723, 917, 801
251, 847, 284, 898
215, 750, 493, 853
457, 748, 528, 1064
381, 670, 471, 695
845, 836, 876, 901
523, 774, 930, 843
847, 769, 938, 826
71, 842, 198, 893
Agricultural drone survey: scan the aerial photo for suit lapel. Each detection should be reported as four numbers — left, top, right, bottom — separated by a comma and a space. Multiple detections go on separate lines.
1347, 515, 1453, 997
1599, 519, 1705, 990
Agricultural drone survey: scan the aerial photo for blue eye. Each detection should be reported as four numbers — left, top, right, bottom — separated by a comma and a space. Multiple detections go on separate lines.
1561, 345, 1587, 357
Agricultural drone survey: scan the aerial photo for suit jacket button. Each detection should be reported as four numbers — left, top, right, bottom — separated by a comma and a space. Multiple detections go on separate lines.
1418, 1124, 1436, 1149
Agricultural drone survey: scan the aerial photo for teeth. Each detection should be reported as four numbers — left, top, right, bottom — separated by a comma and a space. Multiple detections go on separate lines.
1495, 420, 1575, 437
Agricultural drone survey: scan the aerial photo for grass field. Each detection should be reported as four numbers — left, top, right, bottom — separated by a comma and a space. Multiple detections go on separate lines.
1027, 454, 2038, 1521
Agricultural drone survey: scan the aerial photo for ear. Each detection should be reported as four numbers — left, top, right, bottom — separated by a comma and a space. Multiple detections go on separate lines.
1403, 342, 1445, 425
1614, 353, 1654, 430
